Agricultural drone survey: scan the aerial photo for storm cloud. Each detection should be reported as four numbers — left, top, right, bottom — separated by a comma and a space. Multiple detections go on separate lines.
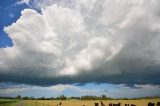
1, 0, 160, 86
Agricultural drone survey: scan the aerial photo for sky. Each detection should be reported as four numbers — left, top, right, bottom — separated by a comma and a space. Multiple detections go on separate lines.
0, 0, 160, 98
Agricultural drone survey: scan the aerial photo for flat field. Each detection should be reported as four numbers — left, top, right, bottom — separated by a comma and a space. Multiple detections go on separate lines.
0, 99, 19, 106
0, 99, 159, 106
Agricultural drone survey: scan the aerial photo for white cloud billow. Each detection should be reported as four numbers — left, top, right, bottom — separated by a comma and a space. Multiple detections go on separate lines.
1, 0, 160, 85
16, 0, 30, 5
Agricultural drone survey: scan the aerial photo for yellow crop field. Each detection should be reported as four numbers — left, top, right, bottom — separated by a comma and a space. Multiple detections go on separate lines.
21, 99, 160, 106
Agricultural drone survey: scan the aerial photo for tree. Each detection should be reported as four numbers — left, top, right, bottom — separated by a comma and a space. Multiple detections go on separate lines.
23, 96, 29, 100
16, 95, 21, 100
38, 97, 45, 100
58, 95, 67, 100
101, 95, 107, 100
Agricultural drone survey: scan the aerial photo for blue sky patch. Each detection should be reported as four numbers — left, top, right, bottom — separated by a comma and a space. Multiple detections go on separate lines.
0, 0, 28, 47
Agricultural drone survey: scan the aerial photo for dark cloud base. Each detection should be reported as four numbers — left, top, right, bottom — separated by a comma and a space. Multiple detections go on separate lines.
0, 68, 159, 86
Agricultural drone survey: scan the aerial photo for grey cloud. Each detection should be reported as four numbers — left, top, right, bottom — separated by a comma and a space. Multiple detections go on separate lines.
106, 84, 160, 98
0, 83, 159, 98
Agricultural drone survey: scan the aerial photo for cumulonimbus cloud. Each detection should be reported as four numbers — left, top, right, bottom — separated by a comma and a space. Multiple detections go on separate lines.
0, 0, 160, 86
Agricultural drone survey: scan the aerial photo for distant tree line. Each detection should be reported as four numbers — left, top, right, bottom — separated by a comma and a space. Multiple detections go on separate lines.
0, 95, 160, 100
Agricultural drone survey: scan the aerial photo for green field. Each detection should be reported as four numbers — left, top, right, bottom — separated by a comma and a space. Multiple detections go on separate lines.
0, 99, 159, 106
0, 99, 19, 106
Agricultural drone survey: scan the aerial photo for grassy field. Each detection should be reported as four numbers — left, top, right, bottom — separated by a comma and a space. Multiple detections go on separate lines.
0, 99, 159, 106
0, 99, 19, 106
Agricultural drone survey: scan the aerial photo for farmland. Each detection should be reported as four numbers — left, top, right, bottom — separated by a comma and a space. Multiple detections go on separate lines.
0, 99, 159, 106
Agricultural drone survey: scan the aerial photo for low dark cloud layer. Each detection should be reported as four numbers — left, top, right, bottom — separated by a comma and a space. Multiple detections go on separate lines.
0, 0, 160, 86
